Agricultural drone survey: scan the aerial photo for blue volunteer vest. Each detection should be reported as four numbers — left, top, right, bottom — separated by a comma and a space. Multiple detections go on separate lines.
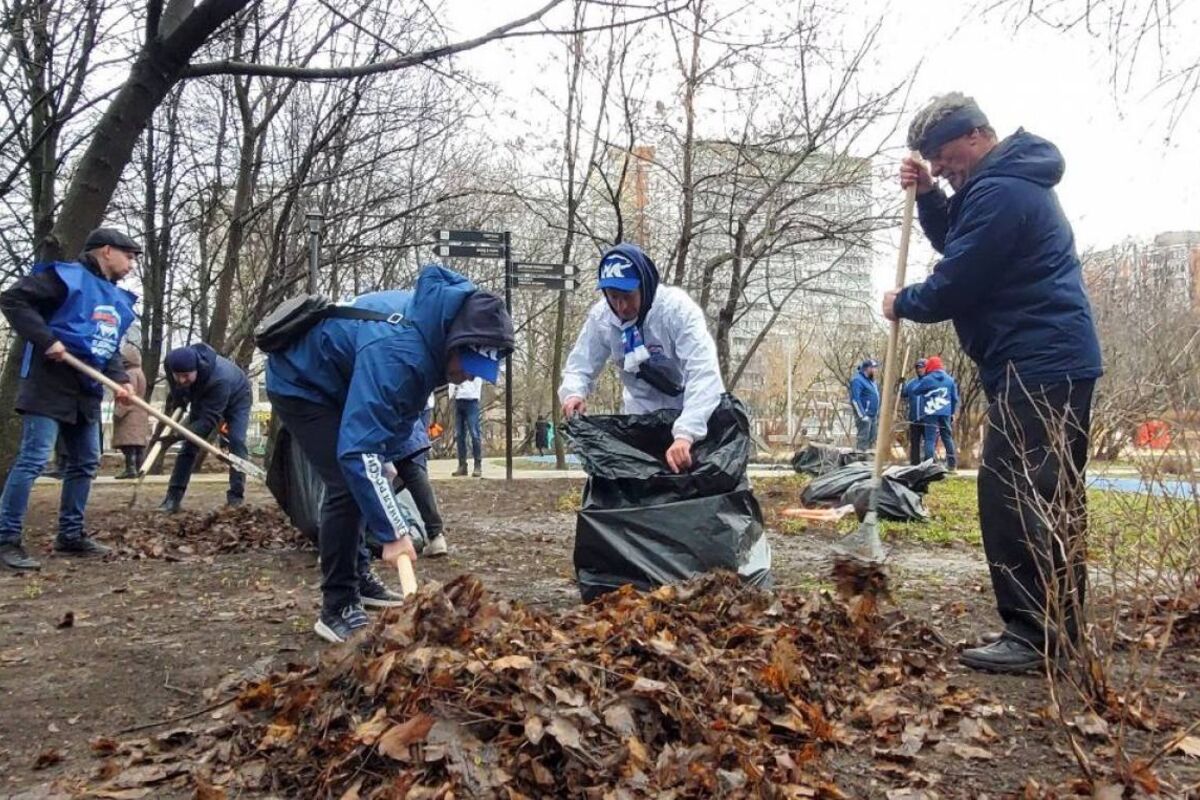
21, 261, 138, 395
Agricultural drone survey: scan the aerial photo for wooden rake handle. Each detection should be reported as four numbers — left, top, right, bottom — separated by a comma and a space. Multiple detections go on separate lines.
60, 350, 265, 480
396, 554, 418, 597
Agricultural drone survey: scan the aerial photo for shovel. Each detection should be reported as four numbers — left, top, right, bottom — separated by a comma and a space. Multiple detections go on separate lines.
834, 151, 919, 563
782, 505, 857, 523
128, 406, 183, 509
61, 351, 266, 481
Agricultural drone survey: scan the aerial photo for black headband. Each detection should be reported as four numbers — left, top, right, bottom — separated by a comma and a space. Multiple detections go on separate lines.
918, 104, 990, 159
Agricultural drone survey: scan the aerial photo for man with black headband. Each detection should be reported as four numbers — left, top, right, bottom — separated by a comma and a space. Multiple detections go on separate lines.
883, 93, 1102, 674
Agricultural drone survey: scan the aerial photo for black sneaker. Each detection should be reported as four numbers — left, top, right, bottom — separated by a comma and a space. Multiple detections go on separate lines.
0, 543, 41, 571
114, 469, 137, 480
158, 494, 182, 514
359, 570, 405, 608
959, 637, 1044, 674
314, 603, 370, 644
53, 536, 111, 557
226, 496, 244, 508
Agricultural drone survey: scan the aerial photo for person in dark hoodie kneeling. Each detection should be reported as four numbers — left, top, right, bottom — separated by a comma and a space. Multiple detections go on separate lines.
158, 343, 254, 513
884, 93, 1103, 674
559, 243, 724, 473
266, 265, 514, 643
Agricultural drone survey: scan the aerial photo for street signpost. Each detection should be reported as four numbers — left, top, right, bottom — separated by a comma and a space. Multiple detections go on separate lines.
433, 231, 578, 481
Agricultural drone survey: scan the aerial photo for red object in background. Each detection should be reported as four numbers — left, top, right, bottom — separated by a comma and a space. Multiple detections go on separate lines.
1134, 419, 1171, 449
428, 422, 444, 440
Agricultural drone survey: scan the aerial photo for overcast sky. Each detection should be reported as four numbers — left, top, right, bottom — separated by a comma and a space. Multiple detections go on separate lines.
439, 0, 1197, 290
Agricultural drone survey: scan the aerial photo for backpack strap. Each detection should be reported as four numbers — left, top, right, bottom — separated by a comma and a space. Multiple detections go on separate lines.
324, 306, 405, 325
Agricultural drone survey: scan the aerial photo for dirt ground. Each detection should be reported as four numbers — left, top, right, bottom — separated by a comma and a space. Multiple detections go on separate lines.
2, 477, 1198, 798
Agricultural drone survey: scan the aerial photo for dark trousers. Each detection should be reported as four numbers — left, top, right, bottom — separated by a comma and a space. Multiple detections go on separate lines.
923, 417, 957, 466
455, 399, 482, 465
978, 379, 1094, 650
907, 423, 923, 465
357, 458, 443, 572
269, 392, 361, 612
168, 390, 252, 503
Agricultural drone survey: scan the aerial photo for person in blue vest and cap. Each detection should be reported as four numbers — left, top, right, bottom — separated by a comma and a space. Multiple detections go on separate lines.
559, 243, 724, 473
913, 355, 958, 470
266, 265, 513, 643
885, 92, 1102, 673
901, 358, 928, 465
157, 343, 254, 513
0, 227, 140, 569
848, 359, 880, 451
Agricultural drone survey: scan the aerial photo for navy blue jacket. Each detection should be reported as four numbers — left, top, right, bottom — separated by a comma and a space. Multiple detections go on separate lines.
913, 369, 958, 419
266, 266, 498, 540
848, 370, 880, 419
894, 131, 1102, 396
901, 377, 922, 422
165, 343, 252, 438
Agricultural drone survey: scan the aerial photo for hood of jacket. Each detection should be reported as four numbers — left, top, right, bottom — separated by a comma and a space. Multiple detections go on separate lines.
966, 129, 1065, 192
403, 264, 514, 358
598, 243, 660, 326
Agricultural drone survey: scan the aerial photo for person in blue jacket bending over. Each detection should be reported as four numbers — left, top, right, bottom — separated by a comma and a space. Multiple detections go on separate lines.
885, 92, 1102, 674
848, 359, 880, 451
914, 355, 958, 470
265, 265, 514, 644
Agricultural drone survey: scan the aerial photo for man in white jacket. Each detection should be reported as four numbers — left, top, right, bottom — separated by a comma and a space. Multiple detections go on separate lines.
559, 243, 724, 473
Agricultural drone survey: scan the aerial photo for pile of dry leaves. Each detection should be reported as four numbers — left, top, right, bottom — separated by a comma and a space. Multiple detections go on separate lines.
95, 505, 312, 560
67, 571, 1042, 798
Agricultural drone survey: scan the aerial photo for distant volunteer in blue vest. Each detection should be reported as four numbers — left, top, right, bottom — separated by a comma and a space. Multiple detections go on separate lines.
559, 243, 724, 473
266, 265, 514, 643
848, 359, 880, 451
0, 228, 140, 570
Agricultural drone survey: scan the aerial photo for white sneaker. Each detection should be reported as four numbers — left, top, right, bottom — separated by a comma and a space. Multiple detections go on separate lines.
424, 534, 448, 558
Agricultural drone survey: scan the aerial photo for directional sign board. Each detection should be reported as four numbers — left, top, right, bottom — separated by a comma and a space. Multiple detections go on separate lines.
436, 229, 504, 245
510, 274, 575, 291
434, 243, 506, 259
512, 261, 577, 277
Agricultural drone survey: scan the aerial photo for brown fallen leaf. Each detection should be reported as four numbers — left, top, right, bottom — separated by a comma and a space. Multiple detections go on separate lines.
32, 748, 63, 769
603, 703, 637, 737
1173, 734, 1200, 758
57, 611, 74, 629
1072, 712, 1110, 739
377, 713, 436, 760
1091, 782, 1123, 800
934, 740, 994, 760
89, 735, 120, 756
546, 715, 581, 749
491, 654, 534, 671
193, 775, 229, 800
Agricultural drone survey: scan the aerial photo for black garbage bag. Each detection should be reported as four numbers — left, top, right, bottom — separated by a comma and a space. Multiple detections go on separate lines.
843, 478, 930, 522
800, 459, 947, 522
566, 395, 773, 602
266, 424, 325, 544
267, 424, 427, 547
790, 443, 870, 476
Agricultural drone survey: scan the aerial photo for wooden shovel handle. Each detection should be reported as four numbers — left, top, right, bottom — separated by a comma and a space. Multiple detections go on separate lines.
396, 554, 418, 597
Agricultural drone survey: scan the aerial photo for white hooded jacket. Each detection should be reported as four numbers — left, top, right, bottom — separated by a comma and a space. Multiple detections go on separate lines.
558, 285, 725, 442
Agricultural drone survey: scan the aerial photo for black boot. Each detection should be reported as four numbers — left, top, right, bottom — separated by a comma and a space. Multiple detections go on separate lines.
472, 461, 483, 478
115, 448, 137, 479
158, 489, 184, 514
452, 462, 468, 477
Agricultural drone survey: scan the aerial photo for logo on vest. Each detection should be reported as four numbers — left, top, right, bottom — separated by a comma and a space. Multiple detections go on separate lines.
91, 304, 121, 362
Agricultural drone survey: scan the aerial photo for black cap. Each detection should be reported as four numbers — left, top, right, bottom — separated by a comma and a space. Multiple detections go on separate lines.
82, 227, 142, 254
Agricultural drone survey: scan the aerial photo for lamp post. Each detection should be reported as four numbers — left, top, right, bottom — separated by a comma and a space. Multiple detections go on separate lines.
305, 212, 323, 293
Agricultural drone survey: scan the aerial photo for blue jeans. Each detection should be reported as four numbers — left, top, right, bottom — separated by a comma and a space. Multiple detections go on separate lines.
455, 399, 482, 464
168, 390, 252, 502
922, 416, 957, 466
854, 415, 878, 451
0, 413, 100, 544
